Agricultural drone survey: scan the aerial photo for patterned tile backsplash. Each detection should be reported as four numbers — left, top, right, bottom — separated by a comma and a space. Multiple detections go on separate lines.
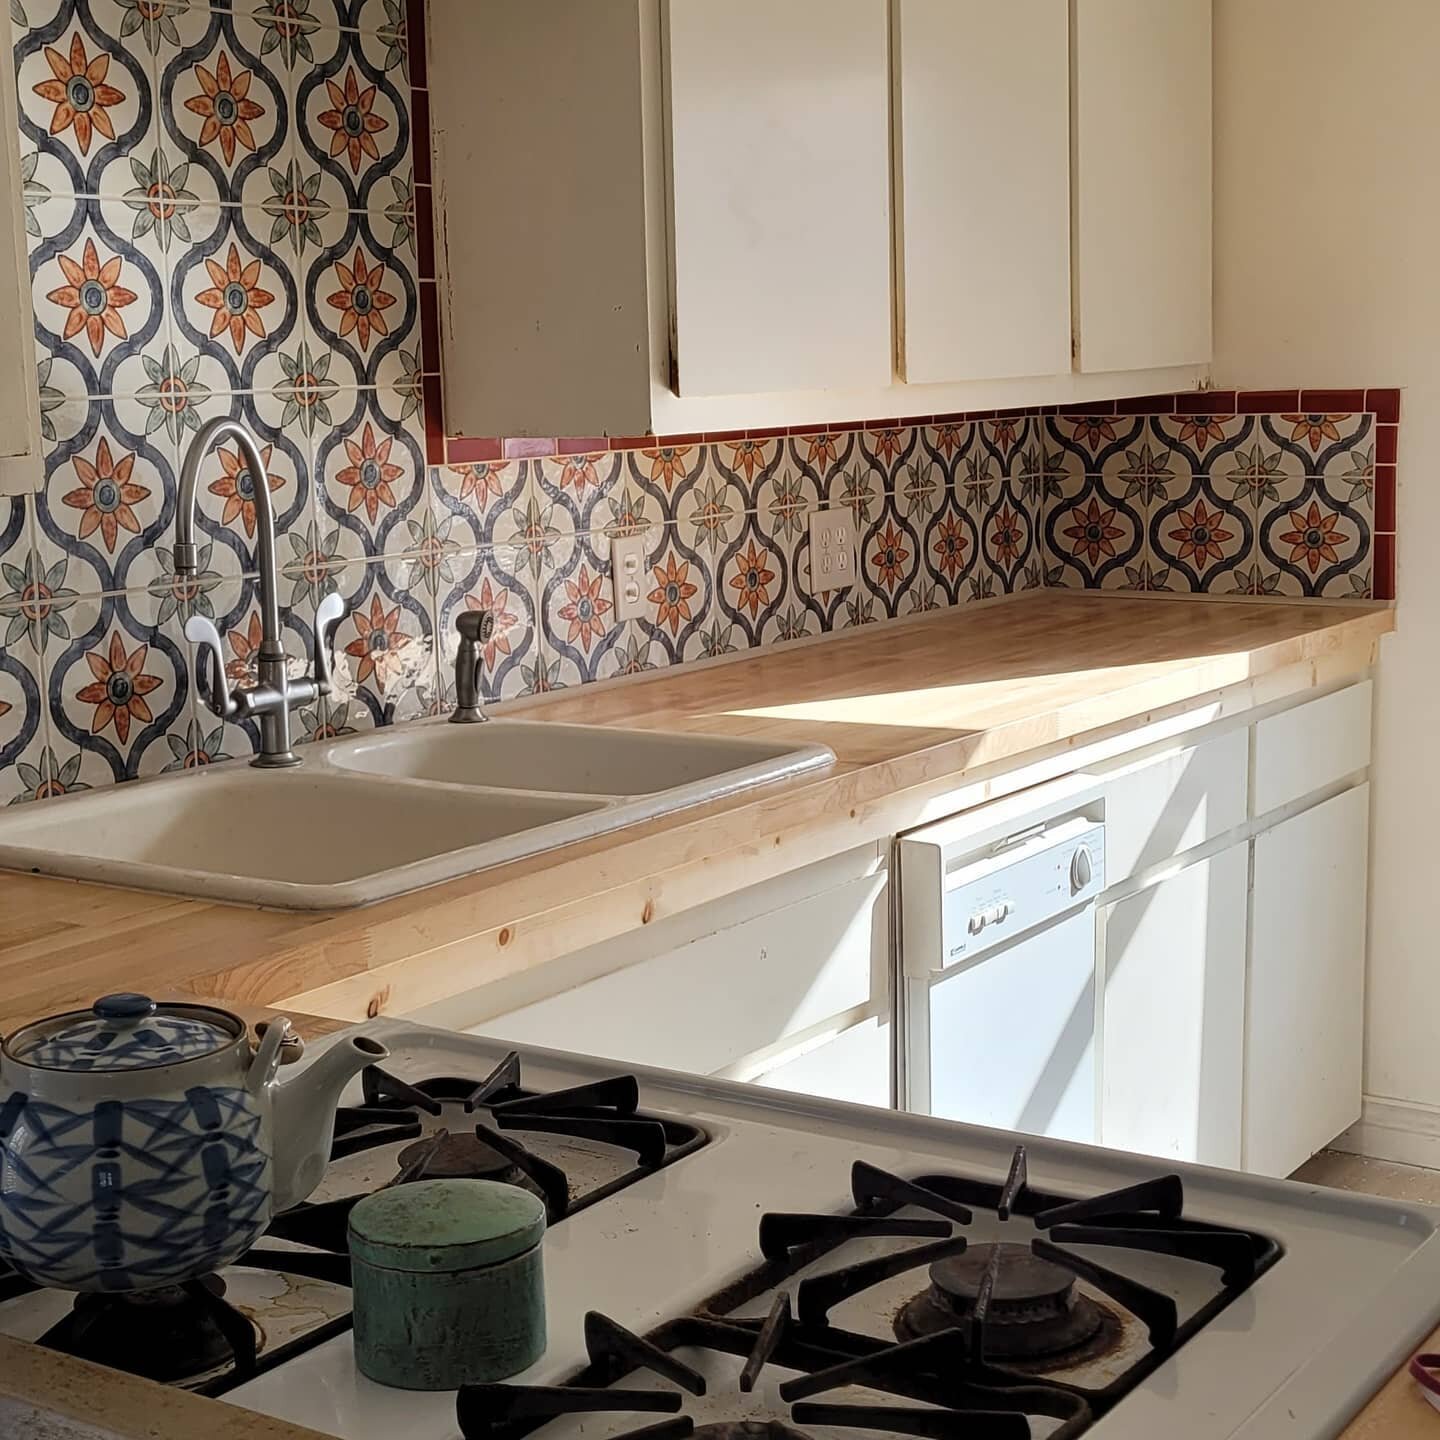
0, 0, 1401, 804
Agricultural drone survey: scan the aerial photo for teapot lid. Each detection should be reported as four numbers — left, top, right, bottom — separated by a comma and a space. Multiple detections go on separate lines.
7, 994, 243, 1073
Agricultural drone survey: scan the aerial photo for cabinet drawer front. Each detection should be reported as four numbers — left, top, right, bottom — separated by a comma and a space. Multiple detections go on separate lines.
1101, 728, 1247, 884
1253, 682, 1372, 817
478, 870, 888, 1077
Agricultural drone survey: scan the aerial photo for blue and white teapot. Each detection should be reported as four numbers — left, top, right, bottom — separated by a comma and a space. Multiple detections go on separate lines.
0, 994, 386, 1293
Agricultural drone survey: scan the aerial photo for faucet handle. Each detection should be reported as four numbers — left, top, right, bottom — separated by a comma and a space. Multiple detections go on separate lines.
185, 613, 240, 721
313, 590, 346, 696
455, 609, 495, 645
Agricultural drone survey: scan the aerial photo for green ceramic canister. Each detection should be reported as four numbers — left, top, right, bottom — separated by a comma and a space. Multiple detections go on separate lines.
347, 1178, 547, 1390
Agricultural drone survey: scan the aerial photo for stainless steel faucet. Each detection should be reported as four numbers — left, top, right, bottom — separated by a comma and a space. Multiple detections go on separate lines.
175, 416, 345, 769
449, 609, 495, 724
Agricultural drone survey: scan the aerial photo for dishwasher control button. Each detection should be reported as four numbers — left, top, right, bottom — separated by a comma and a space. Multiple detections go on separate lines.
995, 900, 1014, 922
968, 911, 988, 934
1070, 845, 1094, 893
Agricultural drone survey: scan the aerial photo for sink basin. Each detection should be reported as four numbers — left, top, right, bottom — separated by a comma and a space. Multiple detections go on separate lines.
328, 720, 828, 800
0, 769, 610, 909
0, 720, 833, 909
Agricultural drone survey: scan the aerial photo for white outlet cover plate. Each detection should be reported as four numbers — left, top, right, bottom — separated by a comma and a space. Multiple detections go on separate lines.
610, 533, 648, 620
807, 509, 858, 595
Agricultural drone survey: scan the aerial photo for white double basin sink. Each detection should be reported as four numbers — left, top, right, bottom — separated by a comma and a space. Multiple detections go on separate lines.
0, 722, 834, 909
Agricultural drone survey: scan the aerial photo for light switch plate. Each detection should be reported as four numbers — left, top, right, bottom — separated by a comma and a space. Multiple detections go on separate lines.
807, 508, 858, 596
611, 533, 648, 620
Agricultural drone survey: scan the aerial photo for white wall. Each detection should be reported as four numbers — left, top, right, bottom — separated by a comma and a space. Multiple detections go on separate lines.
1214, 0, 1439, 1117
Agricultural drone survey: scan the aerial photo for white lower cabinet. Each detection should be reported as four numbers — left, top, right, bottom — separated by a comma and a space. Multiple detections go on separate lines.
472, 844, 892, 1108
1100, 842, 1248, 1167
1243, 784, 1370, 1178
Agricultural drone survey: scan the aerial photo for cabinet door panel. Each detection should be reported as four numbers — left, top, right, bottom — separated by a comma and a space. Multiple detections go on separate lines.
896, 0, 1071, 384
1244, 785, 1369, 1177
1102, 843, 1247, 1166
1073, 0, 1212, 373
665, 0, 892, 396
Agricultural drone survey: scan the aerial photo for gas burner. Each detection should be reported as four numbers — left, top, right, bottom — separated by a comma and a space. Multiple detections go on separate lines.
895, 1242, 1117, 1361
706, 1148, 1282, 1431
397, 1129, 527, 1183
34, 1275, 259, 1388
455, 1306, 1090, 1440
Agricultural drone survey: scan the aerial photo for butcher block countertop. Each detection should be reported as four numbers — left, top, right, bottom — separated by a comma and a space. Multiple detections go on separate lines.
0, 592, 1392, 1041
0, 590, 1406, 1438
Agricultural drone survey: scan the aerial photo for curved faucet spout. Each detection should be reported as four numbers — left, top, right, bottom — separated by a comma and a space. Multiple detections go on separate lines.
176, 416, 344, 768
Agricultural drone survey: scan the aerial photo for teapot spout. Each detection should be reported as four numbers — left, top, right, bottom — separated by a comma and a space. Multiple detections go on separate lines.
270, 1032, 387, 1213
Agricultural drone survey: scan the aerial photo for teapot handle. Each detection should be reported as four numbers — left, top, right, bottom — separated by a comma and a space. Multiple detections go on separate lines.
247, 1017, 293, 1097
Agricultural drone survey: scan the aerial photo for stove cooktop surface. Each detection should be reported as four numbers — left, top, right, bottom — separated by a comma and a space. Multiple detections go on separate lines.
5, 1021, 1439, 1440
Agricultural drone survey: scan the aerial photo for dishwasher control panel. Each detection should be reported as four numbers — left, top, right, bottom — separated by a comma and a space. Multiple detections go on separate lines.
931, 815, 1106, 971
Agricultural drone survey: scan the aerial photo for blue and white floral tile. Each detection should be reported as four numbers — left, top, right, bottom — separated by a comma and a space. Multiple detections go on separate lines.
46, 591, 191, 781
171, 205, 299, 393
858, 495, 921, 621
621, 520, 716, 667
294, 17, 408, 216
1149, 477, 1253, 597
315, 395, 426, 566
669, 452, 741, 551
1254, 475, 1372, 600
536, 528, 623, 688
751, 507, 833, 644
855, 425, 918, 496
975, 416, 1031, 479
14, 0, 155, 198
1260, 411, 1373, 475
713, 513, 787, 651
709, 437, 781, 519
327, 562, 436, 726
304, 209, 416, 393
33, 406, 173, 594
977, 481, 1037, 594
921, 492, 981, 607
1149, 412, 1254, 474
430, 458, 530, 554
154, 7, 289, 203
0, 592, 47, 804
535, 450, 624, 541
436, 544, 538, 708
1044, 413, 1147, 472
28, 194, 168, 401
1041, 470, 1144, 592
624, 441, 709, 528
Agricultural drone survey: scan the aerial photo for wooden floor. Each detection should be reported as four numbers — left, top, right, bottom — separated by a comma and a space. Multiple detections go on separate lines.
1292, 1150, 1440, 1206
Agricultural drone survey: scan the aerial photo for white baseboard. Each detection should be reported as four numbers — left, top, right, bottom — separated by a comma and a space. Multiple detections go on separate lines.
1333, 1095, 1440, 1169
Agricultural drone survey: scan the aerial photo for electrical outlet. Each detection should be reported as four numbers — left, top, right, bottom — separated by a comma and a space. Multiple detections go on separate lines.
610, 533, 648, 620
807, 508, 858, 596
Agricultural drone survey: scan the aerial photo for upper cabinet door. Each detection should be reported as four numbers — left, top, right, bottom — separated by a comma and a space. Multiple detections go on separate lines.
895, 0, 1071, 386
1072, 0, 1213, 374
664, 0, 893, 398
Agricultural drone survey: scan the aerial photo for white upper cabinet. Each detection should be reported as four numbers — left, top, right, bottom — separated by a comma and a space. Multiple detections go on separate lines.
426, 0, 1213, 438
894, 0, 1071, 385
0, 6, 43, 495
1072, 0, 1213, 374
666, 0, 892, 398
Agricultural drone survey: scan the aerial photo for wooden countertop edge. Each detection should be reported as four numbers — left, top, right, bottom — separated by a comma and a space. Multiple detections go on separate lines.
0, 1334, 334, 1440
1339, 1323, 1440, 1437
189, 604, 1392, 1025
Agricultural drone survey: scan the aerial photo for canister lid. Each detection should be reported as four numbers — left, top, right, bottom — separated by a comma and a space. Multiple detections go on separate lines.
347, 1179, 547, 1273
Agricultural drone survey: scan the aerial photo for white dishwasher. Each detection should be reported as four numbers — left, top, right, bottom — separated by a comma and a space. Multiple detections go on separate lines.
898, 811, 1106, 1143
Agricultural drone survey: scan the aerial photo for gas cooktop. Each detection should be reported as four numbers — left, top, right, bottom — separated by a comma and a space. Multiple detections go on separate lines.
5, 1021, 1439, 1440
0, 1047, 707, 1394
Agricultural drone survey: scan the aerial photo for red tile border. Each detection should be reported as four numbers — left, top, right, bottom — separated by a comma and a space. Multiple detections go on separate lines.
409, 88, 432, 185
445, 436, 502, 464
1375, 464, 1397, 531
1367, 388, 1401, 424
1376, 425, 1399, 464
422, 375, 445, 464
1114, 394, 1175, 415
405, 0, 427, 88
1374, 533, 1396, 601
1236, 389, 1299, 414
745, 425, 788, 440
1057, 401, 1117, 417
703, 429, 747, 443
1173, 389, 1235, 415
414, 184, 436, 280
556, 437, 609, 456
1300, 388, 1366, 413
417, 281, 442, 373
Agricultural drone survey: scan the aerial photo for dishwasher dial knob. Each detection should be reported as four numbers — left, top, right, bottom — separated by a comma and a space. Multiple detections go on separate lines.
968, 911, 988, 935
1070, 845, 1094, 893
